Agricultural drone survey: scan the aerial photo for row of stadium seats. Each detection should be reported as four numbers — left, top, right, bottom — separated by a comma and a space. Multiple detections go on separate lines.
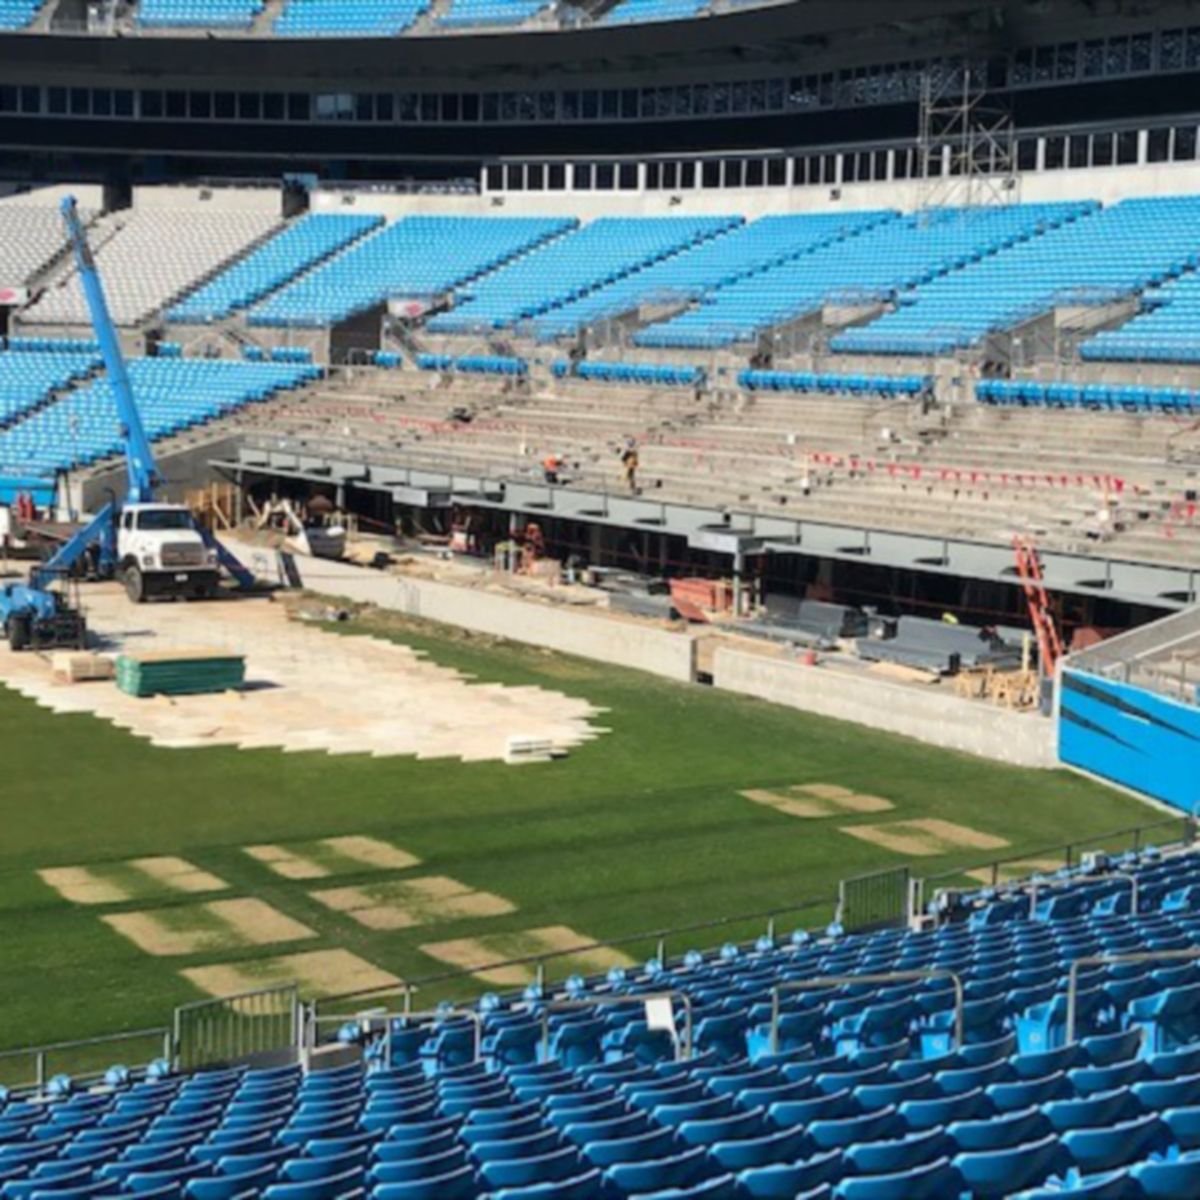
553, 359, 706, 386
836, 195, 1200, 356
528, 212, 893, 341
428, 216, 739, 334
26, 208, 281, 327
0, 348, 99, 426
436, 0, 549, 28
169, 214, 383, 323
2, 337, 99, 354
5, 846, 1200, 1198
18, 197, 1200, 365
636, 202, 1091, 349
240, 346, 314, 362
273, 0, 430, 36
250, 216, 572, 328
0, 358, 317, 478
0, 0, 44, 28
602, 0, 709, 23
1084, 270, 1200, 363
0, 204, 94, 290
136, 0, 261, 27
415, 352, 527, 376
977, 379, 1200, 413
124, 0, 715, 31
738, 369, 931, 397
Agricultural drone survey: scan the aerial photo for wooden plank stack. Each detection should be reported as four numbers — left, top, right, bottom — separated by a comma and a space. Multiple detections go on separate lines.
115, 649, 245, 698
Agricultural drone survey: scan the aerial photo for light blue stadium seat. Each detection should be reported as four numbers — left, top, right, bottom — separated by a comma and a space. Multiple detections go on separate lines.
954, 1133, 1073, 1199
274, 0, 430, 35
252, 215, 571, 328
137, 0, 260, 26
833, 1157, 962, 1199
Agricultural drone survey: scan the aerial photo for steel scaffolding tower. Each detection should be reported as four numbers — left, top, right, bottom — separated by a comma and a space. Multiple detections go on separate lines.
917, 60, 1018, 214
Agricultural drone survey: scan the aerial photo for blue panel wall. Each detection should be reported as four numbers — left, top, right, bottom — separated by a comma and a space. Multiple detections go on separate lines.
1060, 669, 1200, 812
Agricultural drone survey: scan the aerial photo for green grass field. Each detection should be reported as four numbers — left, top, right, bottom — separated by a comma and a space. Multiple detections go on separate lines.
0, 604, 1166, 1076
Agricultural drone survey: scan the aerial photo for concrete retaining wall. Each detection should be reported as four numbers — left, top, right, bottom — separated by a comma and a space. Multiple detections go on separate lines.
713, 647, 1058, 768
73, 435, 243, 514
252, 551, 698, 684
234, 547, 1059, 765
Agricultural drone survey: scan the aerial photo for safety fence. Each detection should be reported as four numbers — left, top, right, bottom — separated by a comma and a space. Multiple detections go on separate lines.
0, 1028, 171, 1094
173, 984, 301, 1072
835, 865, 912, 933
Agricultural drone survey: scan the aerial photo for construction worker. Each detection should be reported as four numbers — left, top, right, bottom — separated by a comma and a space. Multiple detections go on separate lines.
542, 453, 563, 485
620, 437, 639, 493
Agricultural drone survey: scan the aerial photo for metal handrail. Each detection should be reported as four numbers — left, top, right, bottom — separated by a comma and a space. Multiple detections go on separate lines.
537, 992, 695, 1063
1066, 948, 1200, 1044
921, 816, 1194, 893
770, 970, 964, 1055
0, 1027, 172, 1094
314, 896, 828, 1012
172, 982, 301, 1071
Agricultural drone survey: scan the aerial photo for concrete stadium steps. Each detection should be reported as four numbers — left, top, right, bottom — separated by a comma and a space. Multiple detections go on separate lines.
231, 369, 1200, 568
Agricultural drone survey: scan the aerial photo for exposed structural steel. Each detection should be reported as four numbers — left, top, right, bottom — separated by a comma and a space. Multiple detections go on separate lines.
1013, 535, 1065, 676
216, 441, 1199, 612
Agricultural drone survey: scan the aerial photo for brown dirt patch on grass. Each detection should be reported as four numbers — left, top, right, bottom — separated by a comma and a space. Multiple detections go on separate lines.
842, 818, 1009, 857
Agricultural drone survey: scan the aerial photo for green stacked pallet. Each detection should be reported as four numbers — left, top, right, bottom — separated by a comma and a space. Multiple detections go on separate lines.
115, 650, 246, 698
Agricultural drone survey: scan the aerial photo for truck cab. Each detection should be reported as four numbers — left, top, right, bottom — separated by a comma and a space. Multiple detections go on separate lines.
117, 503, 220, 602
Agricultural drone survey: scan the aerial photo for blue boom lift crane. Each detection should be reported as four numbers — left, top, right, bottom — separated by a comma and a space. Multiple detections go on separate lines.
0, 196, 253, 651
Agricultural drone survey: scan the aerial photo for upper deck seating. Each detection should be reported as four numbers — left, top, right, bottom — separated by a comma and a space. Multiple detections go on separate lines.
436, 0, 549, 27
529, 210, 894, 340
250, 215, 571, 327
0, 203, 93, 287
602, 0, 709, 22
427, 216, 739, 334
136, 0, 261, 27
168, 213, 383, 323
23, 208, 280, 327
273, 0, 430, 35
835, 195, 1200, 355
636, 202, 1090, 349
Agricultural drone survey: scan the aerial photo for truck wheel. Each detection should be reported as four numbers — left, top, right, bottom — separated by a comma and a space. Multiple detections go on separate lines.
7, 615, 30, 651
124, 566, 146, 604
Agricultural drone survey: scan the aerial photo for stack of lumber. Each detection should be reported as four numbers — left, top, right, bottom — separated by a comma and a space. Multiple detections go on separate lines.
115, 649, 245, 698
51, 653, 115, 683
